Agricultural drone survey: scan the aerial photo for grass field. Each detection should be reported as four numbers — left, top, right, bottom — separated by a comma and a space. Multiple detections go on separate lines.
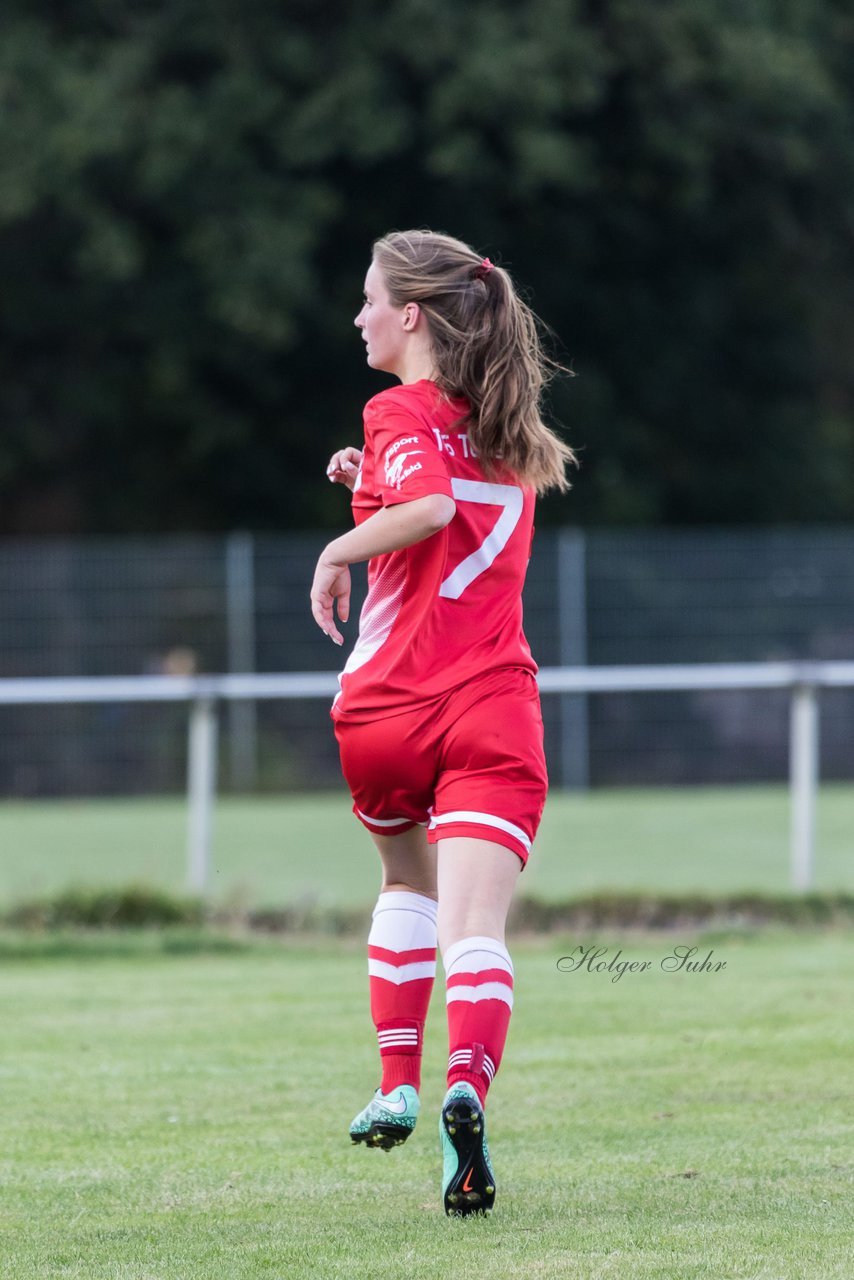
1, 930, 852, 1279
1, 784, 853, 910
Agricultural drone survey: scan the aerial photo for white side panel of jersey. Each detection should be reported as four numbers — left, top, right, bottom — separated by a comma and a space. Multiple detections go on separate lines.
340, 557, 406, 677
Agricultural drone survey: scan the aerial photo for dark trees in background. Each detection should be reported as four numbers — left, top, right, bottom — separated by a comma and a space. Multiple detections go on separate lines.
1, 0, 852, 534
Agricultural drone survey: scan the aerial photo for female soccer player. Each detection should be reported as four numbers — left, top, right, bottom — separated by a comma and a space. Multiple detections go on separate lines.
310, 230, 574, 1215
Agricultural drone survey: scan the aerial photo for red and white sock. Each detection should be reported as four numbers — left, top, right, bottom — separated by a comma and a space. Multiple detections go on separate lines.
367, 891, 438, 1093
444, 936, 514, 1107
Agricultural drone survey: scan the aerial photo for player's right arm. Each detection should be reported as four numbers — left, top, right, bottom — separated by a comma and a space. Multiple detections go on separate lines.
310, 493, 456, 645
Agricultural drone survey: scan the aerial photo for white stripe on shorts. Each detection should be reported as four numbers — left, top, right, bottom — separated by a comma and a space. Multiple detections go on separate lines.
429, 810, 532, 852
357, 809, 412, 828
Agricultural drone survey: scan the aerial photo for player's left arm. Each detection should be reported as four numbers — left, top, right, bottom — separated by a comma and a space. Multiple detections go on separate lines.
310, 494, 456, 644
326, 446, 364, 490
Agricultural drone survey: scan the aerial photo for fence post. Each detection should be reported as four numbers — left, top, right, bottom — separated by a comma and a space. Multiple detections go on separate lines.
789, 682, 819, 892
225, 531, 258, 790
557, 528, 589, 789
187, 697, 218, 894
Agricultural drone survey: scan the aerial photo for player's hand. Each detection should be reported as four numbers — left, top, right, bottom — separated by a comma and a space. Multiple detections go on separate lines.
310, 553, 351, 646
326, 447, 363, 490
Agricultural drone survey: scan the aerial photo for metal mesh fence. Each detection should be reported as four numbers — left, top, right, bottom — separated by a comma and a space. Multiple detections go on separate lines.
583, 529, 854, 784
0, 528, 852, 797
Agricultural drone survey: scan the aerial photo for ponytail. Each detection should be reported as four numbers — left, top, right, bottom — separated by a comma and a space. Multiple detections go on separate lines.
372, 230, 576, 494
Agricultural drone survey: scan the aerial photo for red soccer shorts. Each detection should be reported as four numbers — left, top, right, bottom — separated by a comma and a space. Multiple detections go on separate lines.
333, 667, 547, 866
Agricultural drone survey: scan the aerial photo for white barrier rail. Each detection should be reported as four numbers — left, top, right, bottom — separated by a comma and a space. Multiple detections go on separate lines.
2, 661, 853, 894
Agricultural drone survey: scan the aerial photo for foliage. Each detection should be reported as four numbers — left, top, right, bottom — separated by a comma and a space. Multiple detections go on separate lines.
510, 889, 854, 931
1, 0, 853, 531
4, 883, 205, 928
4, 882, 854, 934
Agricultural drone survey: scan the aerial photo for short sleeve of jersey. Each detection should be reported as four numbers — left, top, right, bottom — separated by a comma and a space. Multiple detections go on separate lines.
363, 390, 453, 507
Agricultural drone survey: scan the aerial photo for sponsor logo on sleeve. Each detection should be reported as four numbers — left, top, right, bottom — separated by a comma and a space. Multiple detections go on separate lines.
384, 437, 424, 490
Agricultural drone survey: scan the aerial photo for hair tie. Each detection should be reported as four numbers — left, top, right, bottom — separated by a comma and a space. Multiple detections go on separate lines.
471, 257, 495, 281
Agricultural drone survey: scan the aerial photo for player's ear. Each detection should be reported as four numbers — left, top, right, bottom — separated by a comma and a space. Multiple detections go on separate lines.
401, 302, 421, 332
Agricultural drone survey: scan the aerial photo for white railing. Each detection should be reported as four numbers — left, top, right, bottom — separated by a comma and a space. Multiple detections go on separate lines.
2, 660, 852, 894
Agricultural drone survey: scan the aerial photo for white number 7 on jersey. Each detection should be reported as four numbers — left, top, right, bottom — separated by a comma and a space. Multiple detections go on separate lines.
438, 479, 524, 600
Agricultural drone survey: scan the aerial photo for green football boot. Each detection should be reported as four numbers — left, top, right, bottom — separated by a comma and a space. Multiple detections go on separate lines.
349, 1085, 420, 1151
440, 1082, 496, 1215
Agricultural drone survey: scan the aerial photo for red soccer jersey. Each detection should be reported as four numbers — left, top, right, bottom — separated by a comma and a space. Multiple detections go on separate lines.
332, 379, 538, 721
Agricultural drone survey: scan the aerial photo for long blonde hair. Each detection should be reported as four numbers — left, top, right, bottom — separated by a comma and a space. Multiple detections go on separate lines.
372, 229, 576, 494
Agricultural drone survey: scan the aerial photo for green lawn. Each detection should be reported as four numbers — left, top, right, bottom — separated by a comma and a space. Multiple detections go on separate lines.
0, 932, 851, 1279
1, 785, 852, 910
